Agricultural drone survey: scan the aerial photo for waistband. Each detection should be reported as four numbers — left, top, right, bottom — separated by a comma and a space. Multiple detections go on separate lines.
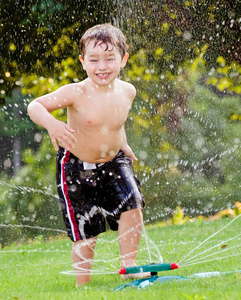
58, 146, 119, 170
82, 161, 105, 170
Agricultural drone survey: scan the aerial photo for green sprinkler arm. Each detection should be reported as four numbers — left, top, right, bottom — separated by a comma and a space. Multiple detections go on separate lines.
118, 263, 179, 275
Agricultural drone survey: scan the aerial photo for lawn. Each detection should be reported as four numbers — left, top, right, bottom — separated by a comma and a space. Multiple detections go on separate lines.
1, 217, 241, 300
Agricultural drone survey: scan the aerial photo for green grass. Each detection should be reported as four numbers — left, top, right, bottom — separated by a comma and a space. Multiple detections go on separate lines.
1, 217, 241, 300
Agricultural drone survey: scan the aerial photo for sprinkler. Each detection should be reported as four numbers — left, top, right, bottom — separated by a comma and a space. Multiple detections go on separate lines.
118, 262, 179, 275
115, 262, 183, 291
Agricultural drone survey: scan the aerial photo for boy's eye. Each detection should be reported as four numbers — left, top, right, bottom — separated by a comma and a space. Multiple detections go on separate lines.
90, 59, 98, 62
107, 58, 115, 61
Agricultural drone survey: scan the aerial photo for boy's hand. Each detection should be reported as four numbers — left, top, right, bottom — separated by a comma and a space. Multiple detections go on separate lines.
121, 144, 138, 163
47, 120, 77, 151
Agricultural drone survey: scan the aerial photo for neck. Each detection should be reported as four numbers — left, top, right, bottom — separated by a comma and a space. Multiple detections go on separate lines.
89, 78, 117, 93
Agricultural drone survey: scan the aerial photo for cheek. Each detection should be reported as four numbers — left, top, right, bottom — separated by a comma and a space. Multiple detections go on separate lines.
114, 66, 121, 74
111, 62, 121, 71
85, 66, 95, 74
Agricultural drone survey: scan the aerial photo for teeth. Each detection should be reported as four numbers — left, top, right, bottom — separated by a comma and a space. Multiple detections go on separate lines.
98, 73, 109, 77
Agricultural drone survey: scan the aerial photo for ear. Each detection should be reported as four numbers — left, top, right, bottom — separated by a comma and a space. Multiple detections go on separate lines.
120, 53, 129, 68
79, 55, 86, 70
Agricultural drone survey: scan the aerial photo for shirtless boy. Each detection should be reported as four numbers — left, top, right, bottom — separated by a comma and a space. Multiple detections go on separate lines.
27, 23, 147, 286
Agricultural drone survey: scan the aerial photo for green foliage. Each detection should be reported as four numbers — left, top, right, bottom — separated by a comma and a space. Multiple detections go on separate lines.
207, 58, 241, 94
173, 86, 241, 213
0, 135, 63, 246
0, 0, 115, 99
0, 91, 35, 139
0, 90, 40, 175
1, 1, 241, 102
117, 0, 241, 97
125, 58, 241, 216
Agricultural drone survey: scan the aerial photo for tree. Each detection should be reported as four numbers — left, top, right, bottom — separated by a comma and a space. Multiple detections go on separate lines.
0, 89, 40, 175
118, 0, 241, 94
0, 135, 60, 246
0, 0, 115, 100
125, 47, 241, 215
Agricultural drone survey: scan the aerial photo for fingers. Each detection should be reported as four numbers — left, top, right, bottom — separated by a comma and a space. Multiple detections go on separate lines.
65, 125, 77, 144
49, 123, 77, 151
58, 133, 76, 150
129, 153, 138, 163
65, 124, 76, 133
51, 137, 59, 151
127, 147, 138, 162
122, 145, 138, 163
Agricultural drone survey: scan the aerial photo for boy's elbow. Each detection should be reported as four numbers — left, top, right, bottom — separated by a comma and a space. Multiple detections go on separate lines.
27, 101, 39, 119
27, 101, 34, 115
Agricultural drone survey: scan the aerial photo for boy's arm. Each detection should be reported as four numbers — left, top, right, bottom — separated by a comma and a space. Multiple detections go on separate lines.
27, 85, 77, 151
120, 82, 137, 162
120, 126, 137, 162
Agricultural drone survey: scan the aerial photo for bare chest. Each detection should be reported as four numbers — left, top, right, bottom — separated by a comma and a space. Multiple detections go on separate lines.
69, 96, 130, 130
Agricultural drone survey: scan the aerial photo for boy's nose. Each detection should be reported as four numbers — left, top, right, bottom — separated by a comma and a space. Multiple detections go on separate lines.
98, 61, 107, 70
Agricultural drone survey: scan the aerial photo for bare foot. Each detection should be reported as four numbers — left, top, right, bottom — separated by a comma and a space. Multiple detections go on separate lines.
121, 272, 151, 280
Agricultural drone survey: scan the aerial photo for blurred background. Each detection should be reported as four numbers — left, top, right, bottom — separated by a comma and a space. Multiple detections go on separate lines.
0, 0, 240, 246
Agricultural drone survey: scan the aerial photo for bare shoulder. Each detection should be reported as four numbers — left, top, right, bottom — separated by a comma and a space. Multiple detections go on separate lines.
117, 79, 136, 100
54, 80, 89, 102
57, 81, 86, 96
32, 81, 87, 112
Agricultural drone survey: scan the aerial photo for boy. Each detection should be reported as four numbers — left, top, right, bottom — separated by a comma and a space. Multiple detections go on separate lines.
27, 23, 147, 286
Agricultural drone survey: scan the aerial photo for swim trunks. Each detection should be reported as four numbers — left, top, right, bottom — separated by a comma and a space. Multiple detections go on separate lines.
56, 147, 145, 241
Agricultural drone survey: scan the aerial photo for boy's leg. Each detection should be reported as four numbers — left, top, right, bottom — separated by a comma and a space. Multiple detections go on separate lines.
118, 208, 143, 267
72, 236, 98, 286
118, 208, 150, 279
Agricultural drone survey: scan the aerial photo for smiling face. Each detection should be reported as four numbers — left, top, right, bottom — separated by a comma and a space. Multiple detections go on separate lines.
79, 39, 128, 87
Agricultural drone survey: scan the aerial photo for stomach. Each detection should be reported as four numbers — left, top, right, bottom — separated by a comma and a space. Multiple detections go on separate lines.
69, 129, 123, 163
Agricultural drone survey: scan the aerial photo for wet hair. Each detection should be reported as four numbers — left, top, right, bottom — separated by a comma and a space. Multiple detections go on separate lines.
79, 23, 128, 59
